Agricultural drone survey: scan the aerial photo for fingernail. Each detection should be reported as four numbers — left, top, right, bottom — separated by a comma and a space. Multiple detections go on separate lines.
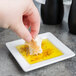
32, 35, 35, 39
25, 36, 32, 42
32, 34, 37, 39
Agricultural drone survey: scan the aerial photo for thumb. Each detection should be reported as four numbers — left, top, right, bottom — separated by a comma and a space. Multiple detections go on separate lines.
10, 22, 32, 42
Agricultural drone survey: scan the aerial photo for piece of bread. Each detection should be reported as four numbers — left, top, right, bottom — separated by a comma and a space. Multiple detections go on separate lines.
25, 37, 42, 55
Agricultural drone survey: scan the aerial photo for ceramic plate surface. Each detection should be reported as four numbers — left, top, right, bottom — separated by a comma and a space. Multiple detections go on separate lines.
6, 32, 75, 72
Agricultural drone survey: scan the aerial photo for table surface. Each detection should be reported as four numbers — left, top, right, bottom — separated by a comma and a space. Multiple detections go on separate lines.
0, 21, 76, 76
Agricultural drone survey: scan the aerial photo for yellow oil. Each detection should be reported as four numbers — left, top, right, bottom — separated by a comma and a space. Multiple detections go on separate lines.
16, 39, 63, 64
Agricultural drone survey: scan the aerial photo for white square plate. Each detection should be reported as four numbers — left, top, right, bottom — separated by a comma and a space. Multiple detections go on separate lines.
6, 32, 75, 72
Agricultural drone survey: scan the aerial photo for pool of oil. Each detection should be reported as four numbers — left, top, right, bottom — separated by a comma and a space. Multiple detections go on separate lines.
16, 39, 64, 64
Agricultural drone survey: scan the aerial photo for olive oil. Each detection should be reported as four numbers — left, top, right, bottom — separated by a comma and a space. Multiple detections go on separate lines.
16, 39, 63, 64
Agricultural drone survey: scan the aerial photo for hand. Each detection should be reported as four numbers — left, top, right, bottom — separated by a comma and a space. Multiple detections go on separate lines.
0, 0, 40, 42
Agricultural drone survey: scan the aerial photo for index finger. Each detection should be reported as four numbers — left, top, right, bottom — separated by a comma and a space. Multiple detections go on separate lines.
27, 4, 40, 38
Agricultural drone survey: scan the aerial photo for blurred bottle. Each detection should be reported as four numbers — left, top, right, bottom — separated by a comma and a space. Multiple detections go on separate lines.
68, 0, 76, 34
41, 0, 64, 25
